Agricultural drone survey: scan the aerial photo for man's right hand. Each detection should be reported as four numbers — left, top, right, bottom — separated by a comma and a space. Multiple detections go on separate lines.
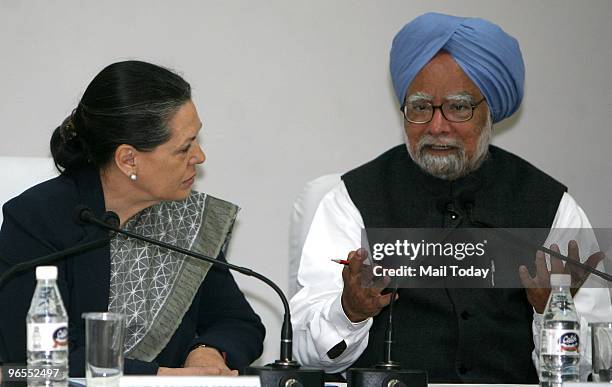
341, 249, 396, 323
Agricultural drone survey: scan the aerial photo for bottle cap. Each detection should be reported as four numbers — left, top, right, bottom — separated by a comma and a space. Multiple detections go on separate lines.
550, 273, 571, 287
35, 266, 58, 280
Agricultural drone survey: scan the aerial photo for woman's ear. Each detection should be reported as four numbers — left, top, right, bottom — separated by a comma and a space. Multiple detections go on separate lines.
114, 144, 138, 179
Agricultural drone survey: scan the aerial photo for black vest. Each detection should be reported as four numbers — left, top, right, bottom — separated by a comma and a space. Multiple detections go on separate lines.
343, 145, 566, 384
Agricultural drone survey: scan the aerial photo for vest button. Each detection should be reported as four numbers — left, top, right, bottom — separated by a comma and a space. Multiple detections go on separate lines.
459, 365, 469, 374
460, 310, 471, 320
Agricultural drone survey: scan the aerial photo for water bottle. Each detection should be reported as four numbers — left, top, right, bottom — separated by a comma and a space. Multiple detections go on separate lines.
26, 266, 69, 386
539, 273, 580, 386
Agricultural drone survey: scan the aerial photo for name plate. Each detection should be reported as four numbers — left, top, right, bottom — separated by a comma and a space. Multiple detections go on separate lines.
69, 376, 261, 387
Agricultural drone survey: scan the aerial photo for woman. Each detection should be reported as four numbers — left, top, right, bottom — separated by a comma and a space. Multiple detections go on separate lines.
0, 61, 265, 376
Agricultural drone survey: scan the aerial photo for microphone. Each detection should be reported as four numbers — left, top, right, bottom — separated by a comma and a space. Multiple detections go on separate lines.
75, 206, 325, 387
459, 198, 612, 283
435, 197, 464, 223
435, 194, 612, 282
0, 237, 110, 289
347, 283, 427, 387
379, 286, 400, 370
346, 198, 471, 386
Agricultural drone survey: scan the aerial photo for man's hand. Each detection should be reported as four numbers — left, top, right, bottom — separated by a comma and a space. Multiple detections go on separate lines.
519, 240, 605, 313
341, 249, 396, 322
157, 346, 238, 376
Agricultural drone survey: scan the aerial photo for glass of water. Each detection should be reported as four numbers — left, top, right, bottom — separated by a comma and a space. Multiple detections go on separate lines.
82, 312, 125, 387
591, 322, 612, 382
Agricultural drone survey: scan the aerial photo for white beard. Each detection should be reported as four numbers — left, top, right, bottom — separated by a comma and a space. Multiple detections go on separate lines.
405, 114, 492, 181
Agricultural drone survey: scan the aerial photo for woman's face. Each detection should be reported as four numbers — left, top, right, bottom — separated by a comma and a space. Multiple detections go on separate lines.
134, 100, 205, 202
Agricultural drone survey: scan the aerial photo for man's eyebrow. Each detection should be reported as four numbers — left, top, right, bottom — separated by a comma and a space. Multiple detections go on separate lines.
406, 92, 433, 103
446, 92, 476, 103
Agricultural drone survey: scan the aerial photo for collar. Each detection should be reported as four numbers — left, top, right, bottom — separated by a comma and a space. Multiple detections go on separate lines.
64, 166, 107, 241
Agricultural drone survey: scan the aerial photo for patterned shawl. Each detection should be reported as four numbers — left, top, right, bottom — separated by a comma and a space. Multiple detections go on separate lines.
107, 192, 238, 361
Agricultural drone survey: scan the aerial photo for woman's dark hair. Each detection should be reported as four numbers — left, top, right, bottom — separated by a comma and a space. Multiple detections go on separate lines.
50, 60, 191, 172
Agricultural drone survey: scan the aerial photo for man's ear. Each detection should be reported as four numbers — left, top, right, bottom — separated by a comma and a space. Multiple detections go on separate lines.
114, 144, 138, 178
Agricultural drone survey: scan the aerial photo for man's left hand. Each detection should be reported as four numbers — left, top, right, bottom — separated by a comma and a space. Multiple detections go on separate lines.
518, 240, 605, 313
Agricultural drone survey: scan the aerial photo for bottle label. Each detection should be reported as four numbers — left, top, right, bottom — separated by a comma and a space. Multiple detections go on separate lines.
541, 328, 580, 355
27, 323, 68, 351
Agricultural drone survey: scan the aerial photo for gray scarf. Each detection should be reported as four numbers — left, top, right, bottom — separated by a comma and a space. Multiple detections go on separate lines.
108, 192, 238, 361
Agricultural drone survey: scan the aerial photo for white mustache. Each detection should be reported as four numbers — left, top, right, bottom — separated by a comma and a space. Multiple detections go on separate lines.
417, 136, 463, 151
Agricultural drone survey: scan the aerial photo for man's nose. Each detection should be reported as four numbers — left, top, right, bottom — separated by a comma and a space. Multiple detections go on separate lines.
428, 107, 452, 136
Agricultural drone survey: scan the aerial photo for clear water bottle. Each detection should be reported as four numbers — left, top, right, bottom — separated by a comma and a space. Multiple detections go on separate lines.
539, 273, 580, 386
27, 266, 69, 386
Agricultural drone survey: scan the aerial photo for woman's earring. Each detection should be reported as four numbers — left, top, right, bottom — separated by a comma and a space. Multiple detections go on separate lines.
130, 173, 137, 181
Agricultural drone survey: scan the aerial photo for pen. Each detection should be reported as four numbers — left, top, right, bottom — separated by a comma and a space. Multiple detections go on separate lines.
331, 258, 350, 265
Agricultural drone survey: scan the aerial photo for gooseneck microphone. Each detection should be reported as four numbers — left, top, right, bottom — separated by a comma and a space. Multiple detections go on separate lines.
346, 283, 427, 387
379, 286, 400, 370
74, 205, 293, 361
434, 195, 612, 283
459, 199, 612, 283
74, 205, 324, 387
0, 237, 110, 289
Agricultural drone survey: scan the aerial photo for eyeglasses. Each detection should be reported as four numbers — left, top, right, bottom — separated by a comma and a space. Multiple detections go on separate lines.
401, 98, 486, 124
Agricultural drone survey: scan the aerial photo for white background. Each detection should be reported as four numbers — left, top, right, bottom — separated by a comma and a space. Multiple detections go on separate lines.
1, 0, 611, 366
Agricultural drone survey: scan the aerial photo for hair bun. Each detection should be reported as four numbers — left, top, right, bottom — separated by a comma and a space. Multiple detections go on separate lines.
59, 110, 78, 143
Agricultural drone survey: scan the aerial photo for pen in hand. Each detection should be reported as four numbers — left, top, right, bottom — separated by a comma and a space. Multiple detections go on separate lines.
331, 258, 350, 265
331, 258, 349, 265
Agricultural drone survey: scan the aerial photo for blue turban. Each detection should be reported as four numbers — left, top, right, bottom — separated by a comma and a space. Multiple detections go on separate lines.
390, 12, 525, 123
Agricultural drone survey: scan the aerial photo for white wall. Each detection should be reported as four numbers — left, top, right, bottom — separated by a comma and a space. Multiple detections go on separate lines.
1, 0, 611, 365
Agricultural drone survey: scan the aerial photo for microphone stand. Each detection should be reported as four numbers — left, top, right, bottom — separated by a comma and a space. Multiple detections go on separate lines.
346, 201, 471, 387
76, 207, 325, 387
346, 285, 427, 387
378, 286, 400, 370
346, 201, 470, 386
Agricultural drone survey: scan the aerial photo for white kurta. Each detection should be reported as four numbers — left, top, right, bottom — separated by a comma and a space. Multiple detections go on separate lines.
290, 180, 612, 379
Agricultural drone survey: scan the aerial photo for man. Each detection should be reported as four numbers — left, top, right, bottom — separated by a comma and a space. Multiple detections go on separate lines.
290, 12, 611, 383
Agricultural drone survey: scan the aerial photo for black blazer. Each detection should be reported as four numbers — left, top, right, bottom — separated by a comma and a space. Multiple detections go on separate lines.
0, 167, 264, 375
